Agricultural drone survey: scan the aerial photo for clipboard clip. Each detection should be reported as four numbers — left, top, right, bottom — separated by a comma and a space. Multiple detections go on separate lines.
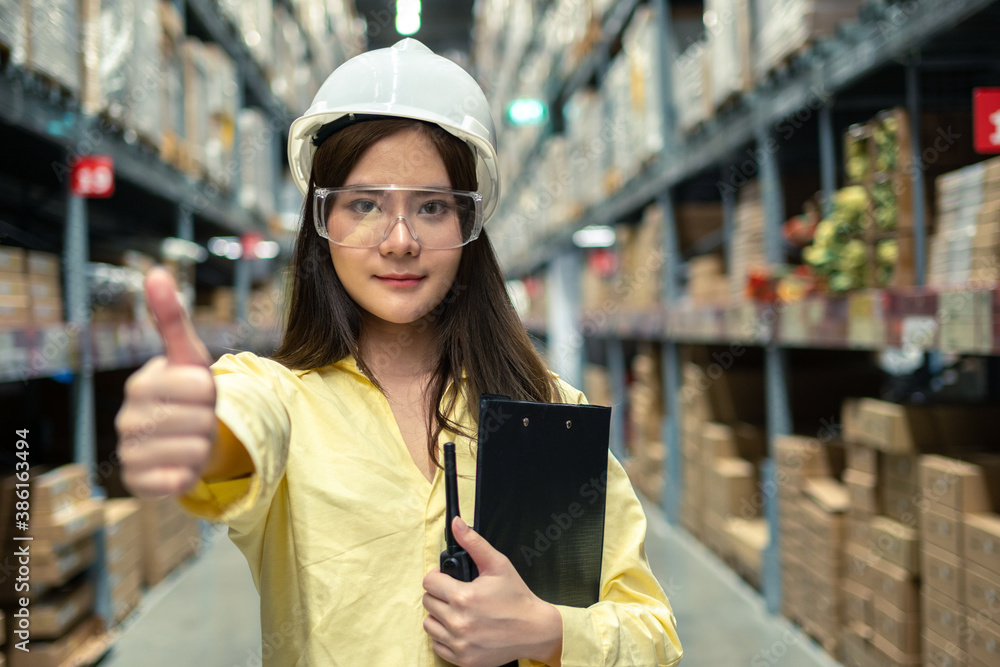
440, 442, 478, 582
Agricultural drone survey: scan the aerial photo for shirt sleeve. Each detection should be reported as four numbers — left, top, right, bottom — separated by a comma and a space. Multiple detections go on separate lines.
176, 352, 292, 539
529, 377, 683, 667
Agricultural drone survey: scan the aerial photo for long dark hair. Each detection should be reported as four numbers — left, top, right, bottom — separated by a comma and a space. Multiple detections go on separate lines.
272, 118, 559, 465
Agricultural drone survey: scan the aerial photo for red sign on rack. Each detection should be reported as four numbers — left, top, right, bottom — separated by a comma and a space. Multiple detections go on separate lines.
973, 88, 1000, 154
71, 156, 115, 198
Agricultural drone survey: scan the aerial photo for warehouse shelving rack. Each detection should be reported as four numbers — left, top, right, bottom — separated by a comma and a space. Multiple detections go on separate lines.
499, 0, 1000, 618
0, 0, 301, 634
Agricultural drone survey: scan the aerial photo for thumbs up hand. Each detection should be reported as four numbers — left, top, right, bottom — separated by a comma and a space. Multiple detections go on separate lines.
115, 267, 219, 497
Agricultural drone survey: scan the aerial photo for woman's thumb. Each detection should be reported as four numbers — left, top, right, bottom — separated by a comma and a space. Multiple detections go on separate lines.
145, 267, 211, 367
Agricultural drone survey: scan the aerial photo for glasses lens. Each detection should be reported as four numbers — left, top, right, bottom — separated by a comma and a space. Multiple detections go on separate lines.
319, 188, 479, 249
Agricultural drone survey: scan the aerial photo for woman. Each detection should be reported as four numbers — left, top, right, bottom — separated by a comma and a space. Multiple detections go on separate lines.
116, 39, 682, 667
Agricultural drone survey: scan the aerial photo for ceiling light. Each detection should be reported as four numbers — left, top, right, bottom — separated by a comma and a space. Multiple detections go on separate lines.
572, 225, 616, 248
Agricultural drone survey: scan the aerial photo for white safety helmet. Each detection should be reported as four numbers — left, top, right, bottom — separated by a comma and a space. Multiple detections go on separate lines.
287, 39, 501, 224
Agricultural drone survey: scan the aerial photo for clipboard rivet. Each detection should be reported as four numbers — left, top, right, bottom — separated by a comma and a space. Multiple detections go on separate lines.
566, 420, 572, 429
523, 417, 529, 427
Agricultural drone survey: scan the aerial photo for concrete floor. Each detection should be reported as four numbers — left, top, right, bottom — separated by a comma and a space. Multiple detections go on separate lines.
99, 499, 842, 667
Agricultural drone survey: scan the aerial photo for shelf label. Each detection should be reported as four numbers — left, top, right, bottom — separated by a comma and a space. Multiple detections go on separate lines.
71, 156, 115, 198
974, 88, 1000, 154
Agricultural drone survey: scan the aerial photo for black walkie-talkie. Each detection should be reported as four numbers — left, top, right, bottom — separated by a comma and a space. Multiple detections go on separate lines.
440, 442, 478, 581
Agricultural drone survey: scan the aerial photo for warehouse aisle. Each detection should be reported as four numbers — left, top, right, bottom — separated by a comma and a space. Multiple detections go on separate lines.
100, 526, 261, 667
99, 497, 842, 666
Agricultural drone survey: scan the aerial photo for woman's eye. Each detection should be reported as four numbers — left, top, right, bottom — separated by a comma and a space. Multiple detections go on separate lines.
349, 199, 378, 215
420, 200, 449, 216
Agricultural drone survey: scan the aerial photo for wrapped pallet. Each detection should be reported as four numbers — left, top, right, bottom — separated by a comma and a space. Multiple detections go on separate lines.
238, 108, 277, 218
159, 1, 186, 168
753, 0, 864, 80
622, 6, 664, 171
79, 0, 134, 118
705, 0, 753, 111
28, 0, 80, 96
203, 44, 238, 184
0, 0, 27, 65
673, 40, 709, 136
125, 0, 162, 147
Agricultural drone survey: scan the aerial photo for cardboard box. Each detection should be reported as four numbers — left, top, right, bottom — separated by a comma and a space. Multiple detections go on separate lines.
0, 294, 30, 326
842, 398, 863, 444
7, 614, 102, 667
882, 484, 920, 526
966, 616, 1000, 667
846, 441, 878, 475
923, 586, 965, 649
924, 628, 969, 667
844, 469, 879, 517
855, 399, 936, 454
0, 246, 26, 273
884, 454, 921, 490
847, 512, 872, 546
871, 628, 922, 666
874, 594, 921, 654
846, 541, 878, 589
923, 543, 965, 603
923, 504, 964, 556
32, 498, 103, 545
870, 555, 919, 614
34, 579, 96, 640
25, 250, 60, 277
842, 621, 876, 667
31, 296, 63, 324
964, 514, 1000, 577
922, 455, 1000, 513
34, 538, 98, 591
33, 464, 90, 517
870, 516, 919, 574
964, 563, 1000, 624
0, 272, 27, 297
709, 457, 757, 518
843, 578, 874, 629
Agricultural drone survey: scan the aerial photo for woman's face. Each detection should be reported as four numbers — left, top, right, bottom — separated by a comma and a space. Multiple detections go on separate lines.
327, 129, 463, 326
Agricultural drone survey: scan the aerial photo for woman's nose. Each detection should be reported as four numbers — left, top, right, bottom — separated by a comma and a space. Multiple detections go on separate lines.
381, 215, 421, 253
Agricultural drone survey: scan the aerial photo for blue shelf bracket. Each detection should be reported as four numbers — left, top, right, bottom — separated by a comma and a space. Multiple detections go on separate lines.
758, 124, 790, 614
763, 344, 791, 615
177, 205, 195, 311
606, 337, 629, 463
65, 192, 95, 471
818, 102, 838, 218
545, 249, 584, 391
658, 189, 682, 524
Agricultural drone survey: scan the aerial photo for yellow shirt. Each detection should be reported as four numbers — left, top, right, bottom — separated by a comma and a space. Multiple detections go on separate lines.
179, 351, 683, 667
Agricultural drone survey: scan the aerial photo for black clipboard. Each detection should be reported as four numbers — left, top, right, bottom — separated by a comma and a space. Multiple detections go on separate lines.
473, 394, 611, 608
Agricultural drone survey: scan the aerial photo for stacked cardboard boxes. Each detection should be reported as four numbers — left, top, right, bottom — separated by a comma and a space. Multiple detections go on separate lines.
729, 181, 768, 301
928, 156, 1000, 287
919, 455, 1000, 667
774, 435, 841, 636
10, 465, 104, 667
104, 499, 143, 625
0, 248, 63, 327
688, 255, 730, 306
625, 345, 665, 503
679, 364, 711, 539
140, 498, 201, 587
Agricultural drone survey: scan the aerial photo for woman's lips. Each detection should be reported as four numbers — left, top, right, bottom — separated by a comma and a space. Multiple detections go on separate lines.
375, 274, 425, 287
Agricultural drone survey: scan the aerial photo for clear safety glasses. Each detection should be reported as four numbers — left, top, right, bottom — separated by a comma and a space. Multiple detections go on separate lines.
313, 185, 485, 249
